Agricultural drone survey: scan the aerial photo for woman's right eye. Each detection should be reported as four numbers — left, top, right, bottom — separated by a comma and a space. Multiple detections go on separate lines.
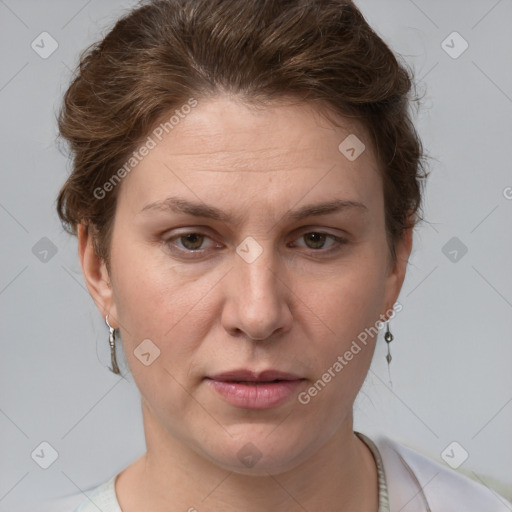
165, 232, 216, 253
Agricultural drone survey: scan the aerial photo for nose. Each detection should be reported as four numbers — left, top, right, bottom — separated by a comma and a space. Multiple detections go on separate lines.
221, 246, 293, 341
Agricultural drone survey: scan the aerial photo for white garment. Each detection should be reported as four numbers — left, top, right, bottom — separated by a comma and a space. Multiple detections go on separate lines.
71, 432, 511, 511
367, 433, 511, 511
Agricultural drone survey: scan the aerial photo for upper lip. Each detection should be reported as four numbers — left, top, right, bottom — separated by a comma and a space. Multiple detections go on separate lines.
208, 369, 303, 382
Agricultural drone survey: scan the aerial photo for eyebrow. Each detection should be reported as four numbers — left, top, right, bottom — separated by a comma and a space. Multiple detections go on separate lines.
139, 196, 369, 223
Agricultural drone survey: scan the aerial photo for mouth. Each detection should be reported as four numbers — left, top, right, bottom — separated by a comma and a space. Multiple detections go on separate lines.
205, 369, 305, 409
219, 380, 287, 385
207, 369, 303, 383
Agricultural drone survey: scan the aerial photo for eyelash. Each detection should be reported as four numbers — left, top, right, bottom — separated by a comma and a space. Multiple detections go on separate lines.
162, 231, 348, 258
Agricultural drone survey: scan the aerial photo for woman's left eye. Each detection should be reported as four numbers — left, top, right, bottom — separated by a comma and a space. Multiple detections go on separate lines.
292, 232, 346, 251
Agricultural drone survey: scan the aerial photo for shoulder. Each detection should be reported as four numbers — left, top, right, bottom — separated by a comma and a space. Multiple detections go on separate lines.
72, 474, 122, 512
371, 434, 511, 512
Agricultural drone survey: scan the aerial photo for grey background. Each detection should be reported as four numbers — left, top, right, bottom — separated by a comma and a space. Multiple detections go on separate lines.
0, 0, 511, 510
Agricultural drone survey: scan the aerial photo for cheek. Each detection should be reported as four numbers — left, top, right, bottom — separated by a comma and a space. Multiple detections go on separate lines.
109, 235, 220, 383
298, 250, 388, 390
338, 261, 386, 328
294, 259, 387, 425
110, 231, 192, 331
109, 245, 205, 414
305, 250, 387, 339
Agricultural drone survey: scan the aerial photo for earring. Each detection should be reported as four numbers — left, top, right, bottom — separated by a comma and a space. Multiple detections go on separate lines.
384, 321, 394, 386
105, 314, 121, 375
384, 321, 394, 365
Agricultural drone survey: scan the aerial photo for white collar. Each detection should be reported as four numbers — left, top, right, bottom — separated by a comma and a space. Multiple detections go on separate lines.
365, 432, 511, 511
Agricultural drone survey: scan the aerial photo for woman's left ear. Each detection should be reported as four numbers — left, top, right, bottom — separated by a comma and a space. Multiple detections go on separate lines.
383, 223, 413, 315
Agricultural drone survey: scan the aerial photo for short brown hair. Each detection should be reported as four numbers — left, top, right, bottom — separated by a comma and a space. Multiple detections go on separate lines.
56, 0, 429, 270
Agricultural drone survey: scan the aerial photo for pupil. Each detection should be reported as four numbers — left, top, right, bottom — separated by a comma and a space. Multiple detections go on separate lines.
307, 233, 325, 249
183, 234, 203, 249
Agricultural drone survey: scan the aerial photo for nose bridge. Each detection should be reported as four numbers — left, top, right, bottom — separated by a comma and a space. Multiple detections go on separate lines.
226, 237, 290, 339
235, 238, 280, 304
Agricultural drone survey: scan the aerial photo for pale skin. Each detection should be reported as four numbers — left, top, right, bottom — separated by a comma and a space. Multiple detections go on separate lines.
78, 95, 413, 511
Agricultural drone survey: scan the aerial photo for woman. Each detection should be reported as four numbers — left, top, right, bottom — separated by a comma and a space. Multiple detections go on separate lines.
56, 0, 510, 510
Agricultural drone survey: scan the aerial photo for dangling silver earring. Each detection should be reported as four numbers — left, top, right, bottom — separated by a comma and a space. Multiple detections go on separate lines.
384, 321, 394, 386
105, 314, 121, 375
384, 321, 394, 364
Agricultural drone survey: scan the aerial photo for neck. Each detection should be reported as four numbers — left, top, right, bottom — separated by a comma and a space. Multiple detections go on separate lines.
117, 400, 379, 512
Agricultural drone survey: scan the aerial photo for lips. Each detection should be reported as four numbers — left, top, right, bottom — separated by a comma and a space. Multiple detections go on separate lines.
208, 369, 302, 383
206, 369, 305, 409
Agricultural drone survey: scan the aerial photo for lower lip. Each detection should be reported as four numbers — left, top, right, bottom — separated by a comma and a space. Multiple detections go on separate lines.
206, 379, 304, 409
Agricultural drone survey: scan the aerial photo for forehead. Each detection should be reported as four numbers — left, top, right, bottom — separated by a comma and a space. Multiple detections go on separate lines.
118, 95, 382, 215
146, 96, 372, 164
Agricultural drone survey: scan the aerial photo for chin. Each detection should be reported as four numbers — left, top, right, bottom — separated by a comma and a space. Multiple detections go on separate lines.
209, 449, 303, 477
197, 426, 318, 476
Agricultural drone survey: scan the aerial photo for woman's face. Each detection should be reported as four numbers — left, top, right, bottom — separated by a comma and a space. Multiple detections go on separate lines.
81, 95, 411, 475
